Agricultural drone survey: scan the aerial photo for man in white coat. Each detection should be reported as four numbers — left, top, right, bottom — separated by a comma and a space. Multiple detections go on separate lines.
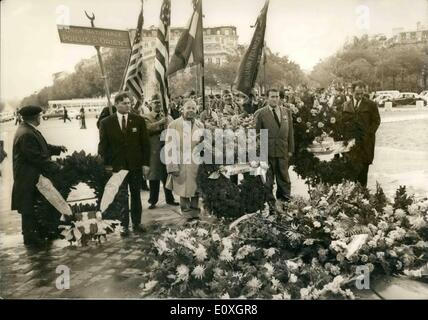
166, 100, 204, 220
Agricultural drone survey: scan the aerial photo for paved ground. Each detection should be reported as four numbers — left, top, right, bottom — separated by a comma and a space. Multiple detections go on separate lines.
1, 109, 427, 299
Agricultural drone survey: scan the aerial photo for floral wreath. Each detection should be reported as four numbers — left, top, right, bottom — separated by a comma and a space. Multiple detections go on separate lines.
289, 100, 362, 186
34, 151, 122, 243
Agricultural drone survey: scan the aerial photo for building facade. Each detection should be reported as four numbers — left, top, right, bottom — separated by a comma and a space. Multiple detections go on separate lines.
134, 25, 239, 66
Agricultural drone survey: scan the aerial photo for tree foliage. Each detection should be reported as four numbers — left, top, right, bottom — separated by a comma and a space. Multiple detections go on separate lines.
310, 35, 428, 91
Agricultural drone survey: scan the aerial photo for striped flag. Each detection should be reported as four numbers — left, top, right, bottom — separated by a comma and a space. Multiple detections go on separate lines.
155, 0, 171, 114
122, 3, 145, 105
166, 0, 203, 76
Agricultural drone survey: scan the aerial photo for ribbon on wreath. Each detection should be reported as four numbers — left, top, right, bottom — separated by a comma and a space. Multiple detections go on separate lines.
208, 161, 269, 183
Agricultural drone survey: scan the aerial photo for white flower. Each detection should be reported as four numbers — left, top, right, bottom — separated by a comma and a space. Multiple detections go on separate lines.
394, 209, 406, 219
211, 232, 221, 242
286, 260, 300, 271
192, 265, 206, 280
361, 255, 369, 263
272, 293, 283, 300
300, 288, 311, 299
289, 274, 298, 283
141, 280, 158, 292
296, 117, 302, 123
271, 277, 280, 290
219, 249, 233, 262
313, 221, 321, 228
153, 239, 170, 255
213, 268, 224, 278
317, 122, 324, 128
378, 221, 389, 231
176, 264, 190, 282
264, 248, 277, 258
408, 216, 427, 229
282, 291, 291, 300
221, 237, 233, 249
196, 228, 209, 237
303, 239, 315, 246
220, 292, 230, 299
330, 117, 336, 124
408, 203, 419, 215
264, 263, 274, 277
247, 277, 262, 291
194, 244, 208, 261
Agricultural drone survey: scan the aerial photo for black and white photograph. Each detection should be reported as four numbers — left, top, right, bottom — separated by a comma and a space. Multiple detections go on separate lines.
1, 0, 428, 304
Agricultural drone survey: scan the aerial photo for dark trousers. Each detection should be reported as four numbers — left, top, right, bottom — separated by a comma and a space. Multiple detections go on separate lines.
265, 157, 291, 204
149, 178, 175, 205
230, 175, 238, 185
355, 163, 370, 187
119, 168, 143, 229
63, 115, 71, 122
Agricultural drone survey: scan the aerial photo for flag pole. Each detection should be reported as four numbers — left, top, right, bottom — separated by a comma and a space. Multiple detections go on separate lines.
200, 0, 206, 111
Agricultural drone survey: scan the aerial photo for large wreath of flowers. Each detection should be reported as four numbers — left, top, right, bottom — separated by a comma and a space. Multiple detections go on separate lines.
34, 151, 123, 242
289, 100, 361, 186
197, 113, 266, 219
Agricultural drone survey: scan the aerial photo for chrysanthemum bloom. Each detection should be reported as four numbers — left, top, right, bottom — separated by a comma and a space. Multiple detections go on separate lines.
219, 249, 233, 262
289, 274, 298, 283
318, 122, 324, 128
264, 248, 277, 258
194, 244, 208, 261
197, 228, 209, 237
192, 265, 206, 280
297, 117, 302, 123
330, 117, 336, 124
264, 263, 274, 277
313, 221, 321, 228
247, 277, 262, 291
271, 277, 280, 290
176, 264, 190, 282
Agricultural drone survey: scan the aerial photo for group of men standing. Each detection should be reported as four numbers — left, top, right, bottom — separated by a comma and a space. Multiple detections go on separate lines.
11, 80, 380, 246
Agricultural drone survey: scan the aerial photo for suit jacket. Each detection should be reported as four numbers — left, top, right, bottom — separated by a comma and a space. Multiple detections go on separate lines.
342, 97, 381, 164
11, 122, 62, 212
96, 105, 117, 128
142, 112, 173, 181
255, 105, 295, 159
98, 112, 150, 172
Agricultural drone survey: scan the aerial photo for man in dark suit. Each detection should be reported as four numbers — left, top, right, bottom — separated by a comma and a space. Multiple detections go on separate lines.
341, 82, 381, 187
98, 92, 151, 236
11, 106, 67, 246
255, 89, 295, 212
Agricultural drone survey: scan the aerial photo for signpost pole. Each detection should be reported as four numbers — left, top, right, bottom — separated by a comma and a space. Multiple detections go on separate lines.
84, 11, 113, 115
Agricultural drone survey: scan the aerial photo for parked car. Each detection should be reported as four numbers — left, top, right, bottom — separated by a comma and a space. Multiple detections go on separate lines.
0, 112, 15, 123
42, 109, 80, 120
374, 94, 393, 107
419, 91, 428, 105
375, 90, 400, 99
391, 92, 426, 107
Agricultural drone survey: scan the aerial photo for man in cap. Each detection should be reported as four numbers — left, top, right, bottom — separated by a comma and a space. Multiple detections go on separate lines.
11, 105, 67, 246
142, 94, 178, 209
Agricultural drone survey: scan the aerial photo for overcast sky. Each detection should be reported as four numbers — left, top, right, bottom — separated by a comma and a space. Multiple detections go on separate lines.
1, 0, 427, 101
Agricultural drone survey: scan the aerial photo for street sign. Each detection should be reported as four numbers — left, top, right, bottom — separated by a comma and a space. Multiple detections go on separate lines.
57, 25, 131, 49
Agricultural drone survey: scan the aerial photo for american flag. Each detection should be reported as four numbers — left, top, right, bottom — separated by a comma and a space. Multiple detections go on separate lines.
155, 0, 171, 114
122, 3, 145, 105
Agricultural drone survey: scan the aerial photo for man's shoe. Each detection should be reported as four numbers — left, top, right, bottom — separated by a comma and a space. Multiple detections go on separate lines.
166, 201, 179, 206
120, 229, 130, 237
148, 204, 156, 209
133, 225, 147, 233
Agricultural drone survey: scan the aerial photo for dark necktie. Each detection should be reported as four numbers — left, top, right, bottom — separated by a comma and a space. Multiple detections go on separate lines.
272, 108, 281, 127
121, 115, 127, 135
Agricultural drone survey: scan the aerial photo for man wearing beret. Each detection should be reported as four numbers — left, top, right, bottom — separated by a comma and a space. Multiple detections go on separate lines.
11, 105, 67, 246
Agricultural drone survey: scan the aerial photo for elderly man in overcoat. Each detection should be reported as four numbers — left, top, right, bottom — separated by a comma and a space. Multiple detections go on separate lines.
12, 105, 67, 246
165, 100, 204, 220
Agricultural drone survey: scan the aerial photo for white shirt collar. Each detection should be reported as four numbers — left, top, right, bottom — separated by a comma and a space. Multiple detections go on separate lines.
117, 112, 128, 128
